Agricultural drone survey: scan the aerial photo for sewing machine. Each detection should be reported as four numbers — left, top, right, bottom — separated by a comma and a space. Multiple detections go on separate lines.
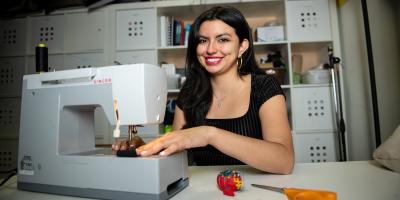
17, 64, 189, 200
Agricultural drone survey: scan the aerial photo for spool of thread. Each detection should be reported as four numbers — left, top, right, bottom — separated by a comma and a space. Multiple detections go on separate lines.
35, 43, 48, 73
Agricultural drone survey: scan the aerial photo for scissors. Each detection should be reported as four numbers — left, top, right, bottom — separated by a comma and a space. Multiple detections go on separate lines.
251, 184, 337, 200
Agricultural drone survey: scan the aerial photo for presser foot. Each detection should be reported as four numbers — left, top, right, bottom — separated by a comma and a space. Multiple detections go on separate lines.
116, 148, 139, 157
116, 132, 145, 157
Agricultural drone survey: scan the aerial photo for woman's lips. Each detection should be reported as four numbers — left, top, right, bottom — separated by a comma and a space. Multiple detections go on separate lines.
205, 57, 222, 65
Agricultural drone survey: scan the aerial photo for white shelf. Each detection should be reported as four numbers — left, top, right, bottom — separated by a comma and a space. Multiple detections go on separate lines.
0, 0, 344, 160
254, 41, 288, 46
157, 45, 187, 50
158, 41, 288, 50
292, 83, 332, 88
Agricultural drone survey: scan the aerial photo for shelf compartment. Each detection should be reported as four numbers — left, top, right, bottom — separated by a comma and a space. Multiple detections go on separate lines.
255, 42, 289, 85
156, 0, 286, 48
158, 47, 187, 69
291, 41, 333, 85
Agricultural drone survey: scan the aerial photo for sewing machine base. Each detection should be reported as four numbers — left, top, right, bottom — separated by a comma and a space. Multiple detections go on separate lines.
18, 150, 189, 200
18, 177, 189, 200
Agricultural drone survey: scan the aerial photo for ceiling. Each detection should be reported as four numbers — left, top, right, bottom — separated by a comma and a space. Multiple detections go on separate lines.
0, 0, 147, 19
1, 0, 88, 18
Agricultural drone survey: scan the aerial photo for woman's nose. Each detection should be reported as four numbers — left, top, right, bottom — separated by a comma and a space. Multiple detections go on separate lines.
206, 41, 217, 55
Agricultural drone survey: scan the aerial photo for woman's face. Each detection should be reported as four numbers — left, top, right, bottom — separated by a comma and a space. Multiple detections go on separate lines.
196, 20, 248, 75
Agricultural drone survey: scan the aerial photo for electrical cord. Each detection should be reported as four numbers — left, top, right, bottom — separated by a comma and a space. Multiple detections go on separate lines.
0, 168, 17, 174
0, 168, 17, 187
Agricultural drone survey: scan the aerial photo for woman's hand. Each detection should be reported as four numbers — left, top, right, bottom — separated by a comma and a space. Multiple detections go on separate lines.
136, 126, 214, 156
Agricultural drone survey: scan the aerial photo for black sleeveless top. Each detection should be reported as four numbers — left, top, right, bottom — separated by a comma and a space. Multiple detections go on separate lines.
178, 73, 284, 165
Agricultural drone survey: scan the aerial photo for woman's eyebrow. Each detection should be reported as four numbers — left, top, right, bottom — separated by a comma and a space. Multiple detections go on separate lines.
198, 33, 232, 39
216, 33, 232, 38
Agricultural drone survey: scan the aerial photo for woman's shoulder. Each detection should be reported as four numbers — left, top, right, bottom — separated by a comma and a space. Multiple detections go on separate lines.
251, 73, 281, 90
250, 73, 283, 105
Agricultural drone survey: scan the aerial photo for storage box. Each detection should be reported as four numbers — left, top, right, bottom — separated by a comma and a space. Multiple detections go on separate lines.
256, 26, 284, 42
302, 69, 331, 84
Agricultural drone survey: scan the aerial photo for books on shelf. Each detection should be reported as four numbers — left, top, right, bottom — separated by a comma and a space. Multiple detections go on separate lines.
160, 16, 191, 47
160, 15, 167, 47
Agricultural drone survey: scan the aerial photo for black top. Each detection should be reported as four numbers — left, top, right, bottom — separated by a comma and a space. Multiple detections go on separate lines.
178, 73, 284, 165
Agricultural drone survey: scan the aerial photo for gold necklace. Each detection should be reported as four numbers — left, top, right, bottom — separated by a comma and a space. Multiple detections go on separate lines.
212, 76, 243, 109
213, 93, 228, 109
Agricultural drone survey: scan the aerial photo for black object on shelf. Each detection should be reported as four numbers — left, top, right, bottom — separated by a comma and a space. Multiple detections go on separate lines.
327, 46, 346, 161
361, 0, 381, 148
35, 43, 48, 73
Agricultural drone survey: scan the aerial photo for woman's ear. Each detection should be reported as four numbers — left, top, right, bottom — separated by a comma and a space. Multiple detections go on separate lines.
238, 39, 249, 58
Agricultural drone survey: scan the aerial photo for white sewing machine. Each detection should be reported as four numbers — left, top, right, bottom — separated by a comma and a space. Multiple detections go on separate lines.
17, 64, 188, 200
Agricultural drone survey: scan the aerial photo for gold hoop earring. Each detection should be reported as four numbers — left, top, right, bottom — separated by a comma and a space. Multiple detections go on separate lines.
237, 57, 243, 70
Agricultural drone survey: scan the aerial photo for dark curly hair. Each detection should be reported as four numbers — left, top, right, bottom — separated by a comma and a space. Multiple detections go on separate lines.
178, 6, 264, 128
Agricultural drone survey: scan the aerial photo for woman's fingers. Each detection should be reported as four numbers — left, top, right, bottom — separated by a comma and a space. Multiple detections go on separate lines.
137, 133, 183, 156
159, 143, 180, 156
137, 139, 166, 156
111, 140, 128, 152
112, 140, 122, 150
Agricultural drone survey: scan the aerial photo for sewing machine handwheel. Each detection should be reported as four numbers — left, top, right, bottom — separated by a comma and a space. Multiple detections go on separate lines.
116, 148, 139, 157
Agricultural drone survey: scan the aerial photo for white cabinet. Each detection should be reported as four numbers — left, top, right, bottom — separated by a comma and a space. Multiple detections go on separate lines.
287, 0, 332, 42
64, 10, 106, 52
116, 8, 157, 50
0, 57, 25, 97
0, 18, 27, 57
27, 14, 65, 54
0, 0, 345, 162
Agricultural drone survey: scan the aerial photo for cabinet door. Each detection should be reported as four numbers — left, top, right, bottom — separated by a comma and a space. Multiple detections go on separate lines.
116, 8, 157, 50
28, 14, 65, 55
287, 0, 331, 42
0, 98, 21, 137
293, 132, 337, 163
0, 139, 19, 171
0, 18, 27, 57
65, 11, 105, 52
0, 57, 25, 97
292, 86, 336, 132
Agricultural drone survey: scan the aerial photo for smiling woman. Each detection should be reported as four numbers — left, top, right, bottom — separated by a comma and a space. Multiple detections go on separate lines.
196, 20, 248, 76
114, 6, 294, 174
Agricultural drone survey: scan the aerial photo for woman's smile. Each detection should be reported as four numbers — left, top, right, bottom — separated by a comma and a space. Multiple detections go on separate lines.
205, 56, 223, 65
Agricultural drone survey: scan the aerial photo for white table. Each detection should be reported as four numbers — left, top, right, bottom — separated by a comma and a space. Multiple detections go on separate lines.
1, 161, 399, 200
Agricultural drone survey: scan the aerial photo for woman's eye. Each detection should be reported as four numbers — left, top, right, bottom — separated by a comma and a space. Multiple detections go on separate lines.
198, 39, 207, 44
218, 38, 230, 43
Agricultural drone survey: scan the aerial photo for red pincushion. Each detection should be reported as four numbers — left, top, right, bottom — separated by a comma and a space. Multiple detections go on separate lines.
217, 169, 242, 196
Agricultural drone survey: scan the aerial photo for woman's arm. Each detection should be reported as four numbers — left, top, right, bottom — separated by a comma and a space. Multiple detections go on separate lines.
208, 95, 294, 174
136, 95, 294, 174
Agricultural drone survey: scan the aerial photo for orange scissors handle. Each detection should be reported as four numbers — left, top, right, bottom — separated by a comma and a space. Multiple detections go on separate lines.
283, 188, 337, 200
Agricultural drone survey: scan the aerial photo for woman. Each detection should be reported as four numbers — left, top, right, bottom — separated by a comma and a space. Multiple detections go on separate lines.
114, 6, 294, 174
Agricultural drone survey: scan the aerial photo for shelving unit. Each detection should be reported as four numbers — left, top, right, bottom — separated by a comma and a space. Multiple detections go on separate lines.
0, 0, 345, 164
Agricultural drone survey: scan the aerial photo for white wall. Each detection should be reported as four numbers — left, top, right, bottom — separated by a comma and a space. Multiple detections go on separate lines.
367, 0, 400, 141
338, 0, 400, 160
